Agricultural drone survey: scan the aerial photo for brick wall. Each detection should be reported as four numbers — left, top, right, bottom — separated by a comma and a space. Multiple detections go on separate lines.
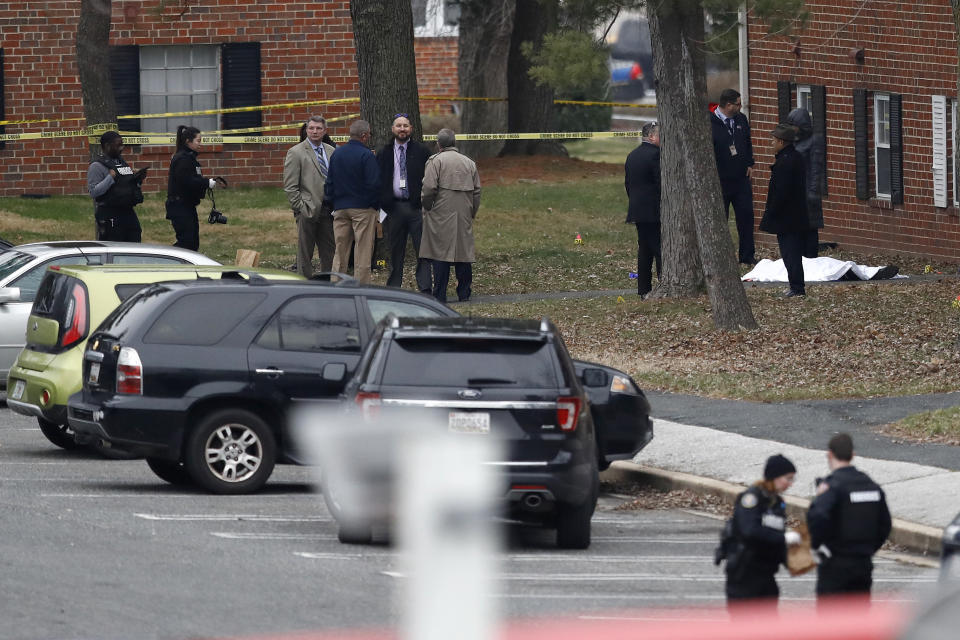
414, 36, 458, 115
0, 1, 359, 197
747, 0, 960, 261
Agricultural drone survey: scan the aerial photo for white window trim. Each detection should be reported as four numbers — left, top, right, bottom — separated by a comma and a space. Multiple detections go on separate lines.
953, 99, 958, 207
414, 0, 458, 38
932, 95, 948, 208
874, 93, 891, 198
796, 85, 812, 117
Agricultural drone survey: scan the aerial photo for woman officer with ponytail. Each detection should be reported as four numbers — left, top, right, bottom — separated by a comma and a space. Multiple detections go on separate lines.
166, 125, 219, 251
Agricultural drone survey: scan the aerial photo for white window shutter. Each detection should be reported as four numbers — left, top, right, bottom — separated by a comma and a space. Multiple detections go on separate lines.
932, 95, 948, 208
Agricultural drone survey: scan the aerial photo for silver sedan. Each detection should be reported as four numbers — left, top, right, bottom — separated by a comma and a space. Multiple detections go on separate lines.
0, 241, 219, 386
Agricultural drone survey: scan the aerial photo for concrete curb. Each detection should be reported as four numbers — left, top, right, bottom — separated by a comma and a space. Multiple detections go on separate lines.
603, 460, 944, 556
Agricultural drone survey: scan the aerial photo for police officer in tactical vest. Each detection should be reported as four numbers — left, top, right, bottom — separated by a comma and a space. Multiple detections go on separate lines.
86, 131, 146, 242
807, 433, 891, 603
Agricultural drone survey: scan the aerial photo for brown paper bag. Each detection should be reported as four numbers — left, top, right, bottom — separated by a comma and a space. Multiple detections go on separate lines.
787, 523, 817, 576
235, 249, 260, 267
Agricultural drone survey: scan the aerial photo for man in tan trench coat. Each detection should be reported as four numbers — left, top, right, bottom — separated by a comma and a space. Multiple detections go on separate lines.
420, 128, 482, 303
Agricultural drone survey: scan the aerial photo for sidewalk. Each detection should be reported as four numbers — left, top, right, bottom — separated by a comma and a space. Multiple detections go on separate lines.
605, 418, 955, 555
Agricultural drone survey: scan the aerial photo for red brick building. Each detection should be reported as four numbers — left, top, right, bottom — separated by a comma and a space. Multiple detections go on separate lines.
746, 0, 960, 261
0, 1, 458, 198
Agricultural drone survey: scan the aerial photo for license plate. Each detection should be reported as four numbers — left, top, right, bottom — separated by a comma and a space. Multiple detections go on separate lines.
11, 379, 25, 400
449, 411, 490, 434
88, 362, 101, 385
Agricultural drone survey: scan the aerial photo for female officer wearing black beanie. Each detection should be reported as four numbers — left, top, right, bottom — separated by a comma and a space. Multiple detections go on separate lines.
166, 125, 219, 251
725, 453, 801, 612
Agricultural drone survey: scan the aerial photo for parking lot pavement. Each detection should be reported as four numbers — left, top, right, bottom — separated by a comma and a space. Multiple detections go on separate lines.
1, 405, 942, 640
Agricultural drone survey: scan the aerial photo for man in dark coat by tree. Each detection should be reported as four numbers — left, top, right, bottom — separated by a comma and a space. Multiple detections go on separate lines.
624, 122, 662, 297
786, 108, 826, 258
759, 124, 809, 297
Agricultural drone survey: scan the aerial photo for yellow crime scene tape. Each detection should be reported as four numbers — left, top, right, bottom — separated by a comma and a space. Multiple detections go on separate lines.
1, 93, 654, 132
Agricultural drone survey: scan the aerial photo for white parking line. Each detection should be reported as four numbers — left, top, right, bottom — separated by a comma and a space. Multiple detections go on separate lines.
134, 513, 329, 522
212, 532, 335, 540
296, 551, 373, 560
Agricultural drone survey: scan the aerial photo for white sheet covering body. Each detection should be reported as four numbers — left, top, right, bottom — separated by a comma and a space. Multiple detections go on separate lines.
742, 256, 902, 282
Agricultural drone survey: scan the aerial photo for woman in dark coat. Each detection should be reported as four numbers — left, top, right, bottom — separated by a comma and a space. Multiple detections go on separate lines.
725, 454, 800, 613
165, 125, 219, 251
759, 123, 809, 297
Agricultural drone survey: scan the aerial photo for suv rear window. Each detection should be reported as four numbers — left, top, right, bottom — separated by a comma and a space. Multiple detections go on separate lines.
381, 337, 559, 388
143, 292, 266, 345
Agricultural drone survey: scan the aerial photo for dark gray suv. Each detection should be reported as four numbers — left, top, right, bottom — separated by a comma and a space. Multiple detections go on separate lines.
333, 316, 653, 549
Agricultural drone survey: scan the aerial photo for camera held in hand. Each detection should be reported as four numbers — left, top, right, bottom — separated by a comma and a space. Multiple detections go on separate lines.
207, 208, 228, 224
206, 176, 229, 224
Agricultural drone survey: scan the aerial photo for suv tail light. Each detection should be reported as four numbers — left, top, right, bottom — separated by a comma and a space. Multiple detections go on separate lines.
556, 396, 581, 432
355, 391, 381, 421
60, 283, 88, 348
116, 347, 143, 395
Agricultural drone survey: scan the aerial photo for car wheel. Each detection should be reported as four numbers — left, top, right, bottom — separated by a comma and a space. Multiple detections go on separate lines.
90, 439, 142, 460
37, 418, 79, 450
184, 409, 276, 495
556, 473, 598, 550
555, 499, 594, 549
322, 472, 374, 545
146, 457, 193, 486
337, 521, 373, 545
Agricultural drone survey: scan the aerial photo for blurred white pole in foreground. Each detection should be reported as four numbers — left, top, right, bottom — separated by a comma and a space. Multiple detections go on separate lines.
398, 434, 500, 640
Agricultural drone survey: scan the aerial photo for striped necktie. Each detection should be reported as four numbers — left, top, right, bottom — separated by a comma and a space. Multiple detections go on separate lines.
315, 145, 328, 178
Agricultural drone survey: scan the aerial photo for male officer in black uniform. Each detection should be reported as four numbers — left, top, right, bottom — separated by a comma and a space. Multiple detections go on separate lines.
624, 121, 661, 298
807, 433, 892, 602
86, 131, 146, 242
711, 88, 756, 264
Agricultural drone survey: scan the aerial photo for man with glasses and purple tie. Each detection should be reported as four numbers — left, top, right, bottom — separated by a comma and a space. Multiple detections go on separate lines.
375, 113, 433, 293
283, 115, 337, 278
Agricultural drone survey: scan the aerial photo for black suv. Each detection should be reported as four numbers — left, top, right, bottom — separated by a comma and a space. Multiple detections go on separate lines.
330, 316, 651, 549
67, 276, 456, 494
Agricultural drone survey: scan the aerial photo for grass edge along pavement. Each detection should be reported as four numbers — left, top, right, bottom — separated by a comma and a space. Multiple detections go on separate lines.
602, 461, 943, 558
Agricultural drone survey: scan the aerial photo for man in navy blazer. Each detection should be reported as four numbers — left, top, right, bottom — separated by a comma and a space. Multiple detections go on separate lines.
711, 88, 756, 265
624, 121, 661, 297
375, 114, 432, 292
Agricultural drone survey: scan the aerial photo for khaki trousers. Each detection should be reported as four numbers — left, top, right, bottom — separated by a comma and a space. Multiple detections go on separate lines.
332, 207, 377, 284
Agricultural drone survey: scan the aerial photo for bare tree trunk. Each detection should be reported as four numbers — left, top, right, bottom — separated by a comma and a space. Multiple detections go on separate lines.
457, 0, 514, 158
76, 0, 116, 161
499, 0, 566, 156
648, 0, 756, 330
648, 0, 703, 298
350, 0, 423, 148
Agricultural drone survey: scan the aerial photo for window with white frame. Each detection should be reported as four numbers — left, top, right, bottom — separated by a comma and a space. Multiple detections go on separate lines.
140, 45, 219, 134
797, 85, 812, 120
954, 99, 958, 207
413, 0, 459, 37
874, 93, 891, 198
932, 95, 949, 208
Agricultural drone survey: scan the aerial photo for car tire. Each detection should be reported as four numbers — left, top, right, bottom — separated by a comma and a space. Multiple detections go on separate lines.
91, 439, 142, 460
37, 418, 78, 450
322, 472, 374, 545
184, 409, 276, 495
556, 472, 598, 550
337, 521, 373, 545
146, 457, 193, 486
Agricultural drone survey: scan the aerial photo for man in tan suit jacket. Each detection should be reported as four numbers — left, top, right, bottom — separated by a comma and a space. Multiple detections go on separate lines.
283, 115, 336, 278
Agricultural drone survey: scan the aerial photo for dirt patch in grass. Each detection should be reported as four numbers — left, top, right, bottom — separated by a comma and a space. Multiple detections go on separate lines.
477, 154, 623, 185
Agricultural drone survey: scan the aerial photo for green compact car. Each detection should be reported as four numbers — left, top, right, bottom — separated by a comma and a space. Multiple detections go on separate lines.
6, 264, 302, 456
